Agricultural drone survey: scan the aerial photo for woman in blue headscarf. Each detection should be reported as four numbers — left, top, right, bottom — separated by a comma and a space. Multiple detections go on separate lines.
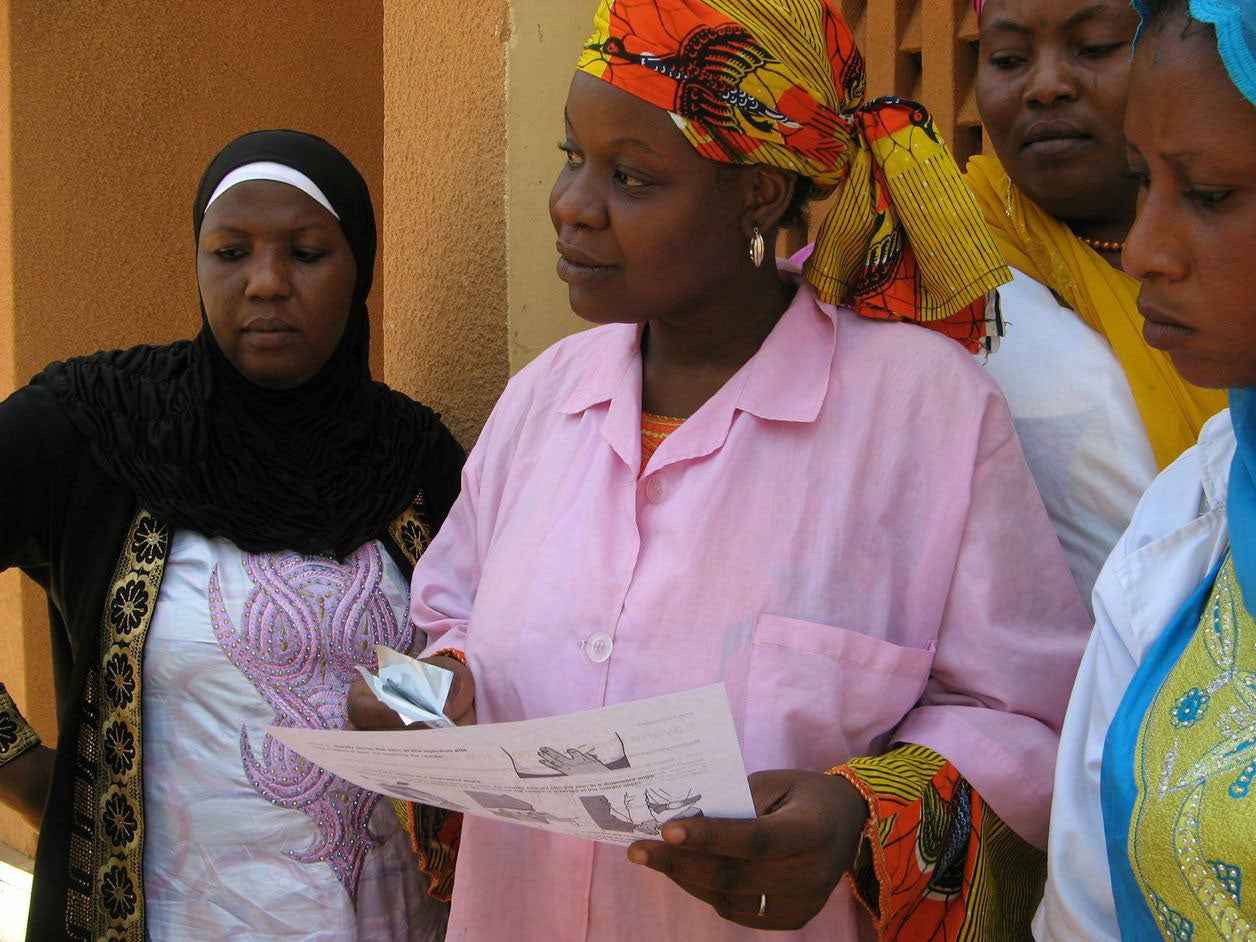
1036, 2, 1256, 939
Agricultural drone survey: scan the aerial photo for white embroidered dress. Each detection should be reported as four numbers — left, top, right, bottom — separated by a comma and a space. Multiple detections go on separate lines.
141, 531, 440, 941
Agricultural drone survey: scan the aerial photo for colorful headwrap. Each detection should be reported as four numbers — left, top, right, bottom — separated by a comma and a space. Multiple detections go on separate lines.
577, 0, 1011, 351
1134, 0, 1256, 107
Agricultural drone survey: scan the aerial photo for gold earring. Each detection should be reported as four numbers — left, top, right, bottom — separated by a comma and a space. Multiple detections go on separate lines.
749, 225, 765, 268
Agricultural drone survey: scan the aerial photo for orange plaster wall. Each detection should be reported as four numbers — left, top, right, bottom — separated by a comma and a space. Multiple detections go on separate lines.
381, 0, 511, 448
0, 0, 24, 857
0, 0, 384, 857
7, 1, 385, 386
840, 0, 983, 161
0, 2, 10, 397
504, 0, 596, 373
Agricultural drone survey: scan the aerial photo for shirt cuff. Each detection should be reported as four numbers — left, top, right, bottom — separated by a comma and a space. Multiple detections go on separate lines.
831, 744, 1046, 940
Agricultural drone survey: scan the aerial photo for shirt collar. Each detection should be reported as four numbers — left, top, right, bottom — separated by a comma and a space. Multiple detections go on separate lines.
559, 323, 642, 418
735, 268, 835, 423
1199, 408, 1238, 512
558, 265, 838, 425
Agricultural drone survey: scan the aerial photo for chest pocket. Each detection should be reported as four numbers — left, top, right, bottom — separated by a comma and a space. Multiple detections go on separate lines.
740, 613, 935, 773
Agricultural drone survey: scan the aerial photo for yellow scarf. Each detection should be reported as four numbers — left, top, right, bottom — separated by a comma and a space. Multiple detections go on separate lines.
965, 155, 1225, 469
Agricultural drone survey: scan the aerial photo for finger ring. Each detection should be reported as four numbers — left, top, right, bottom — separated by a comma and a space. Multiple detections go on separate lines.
758, 893, 768, 917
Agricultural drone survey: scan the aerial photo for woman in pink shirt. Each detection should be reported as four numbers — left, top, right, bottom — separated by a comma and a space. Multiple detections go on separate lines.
353, 1, 1090, 937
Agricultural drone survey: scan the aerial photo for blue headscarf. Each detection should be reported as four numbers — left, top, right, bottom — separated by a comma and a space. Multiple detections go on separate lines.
1133, 0, 1256, 106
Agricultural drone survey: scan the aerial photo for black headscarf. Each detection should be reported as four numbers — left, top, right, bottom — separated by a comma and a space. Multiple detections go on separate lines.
33, 130, 456, 558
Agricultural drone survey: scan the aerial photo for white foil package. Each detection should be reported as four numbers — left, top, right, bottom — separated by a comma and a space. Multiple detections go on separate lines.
356, 644, 456, 728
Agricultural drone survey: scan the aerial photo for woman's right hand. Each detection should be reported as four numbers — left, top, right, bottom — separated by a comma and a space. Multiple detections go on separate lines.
347, 655, 477, 730
0, 743, 55, 830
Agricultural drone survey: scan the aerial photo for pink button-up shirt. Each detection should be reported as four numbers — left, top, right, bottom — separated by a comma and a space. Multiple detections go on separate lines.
414, 275, 1089, 941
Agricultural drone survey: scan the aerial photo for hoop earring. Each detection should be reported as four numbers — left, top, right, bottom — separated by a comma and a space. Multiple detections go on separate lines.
748, 225, 765, 269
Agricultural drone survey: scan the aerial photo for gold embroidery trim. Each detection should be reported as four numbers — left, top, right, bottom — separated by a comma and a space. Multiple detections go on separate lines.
66, 508, 168, 942
385, 490, 459, 902
387, 490, 434, 568
1130, 555, 1256, 938
0, 685, 41, 768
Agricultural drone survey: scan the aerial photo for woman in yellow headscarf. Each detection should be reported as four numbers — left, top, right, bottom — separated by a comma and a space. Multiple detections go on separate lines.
969, 0, 1226, 610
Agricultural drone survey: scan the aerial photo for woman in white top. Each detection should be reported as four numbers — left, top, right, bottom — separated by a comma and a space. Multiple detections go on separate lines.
969, 0, 1226, 609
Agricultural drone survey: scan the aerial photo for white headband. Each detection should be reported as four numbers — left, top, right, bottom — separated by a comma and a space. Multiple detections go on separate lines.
203, 161, 339, 219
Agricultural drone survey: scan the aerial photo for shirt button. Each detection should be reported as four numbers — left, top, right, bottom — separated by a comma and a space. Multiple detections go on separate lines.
645, 477, 667, 504
585, 631, 613, 663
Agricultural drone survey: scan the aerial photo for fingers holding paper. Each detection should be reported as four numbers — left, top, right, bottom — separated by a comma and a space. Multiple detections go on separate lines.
626, 769, 867, 930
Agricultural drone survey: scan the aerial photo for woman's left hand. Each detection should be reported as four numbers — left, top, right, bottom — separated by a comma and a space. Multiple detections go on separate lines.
346, 655, 477, 730
627, 769, 868, 930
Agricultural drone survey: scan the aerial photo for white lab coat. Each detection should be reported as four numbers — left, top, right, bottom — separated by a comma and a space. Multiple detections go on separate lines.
984, 267, 1157, 613
1034, 409, 1235, 940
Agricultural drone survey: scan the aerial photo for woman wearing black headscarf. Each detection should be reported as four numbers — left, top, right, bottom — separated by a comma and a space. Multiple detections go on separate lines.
0, 130, 463, 941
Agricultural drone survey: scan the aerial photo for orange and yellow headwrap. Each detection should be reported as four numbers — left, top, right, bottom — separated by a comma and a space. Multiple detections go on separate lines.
578, 0, 1011, 350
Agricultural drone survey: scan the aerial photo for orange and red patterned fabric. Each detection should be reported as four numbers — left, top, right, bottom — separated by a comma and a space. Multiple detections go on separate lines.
834, 744, 1046, 940
640, 412, 685, 472
578, 0, 1011, 351
397, 799, 460, 902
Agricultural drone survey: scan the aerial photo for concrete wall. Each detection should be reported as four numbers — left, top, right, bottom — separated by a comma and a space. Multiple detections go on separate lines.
505, 0, 593, 371
0, 0, 22, 861
381, 0, 511, 447
0, 0, 384, 858
841, 0, 983, 162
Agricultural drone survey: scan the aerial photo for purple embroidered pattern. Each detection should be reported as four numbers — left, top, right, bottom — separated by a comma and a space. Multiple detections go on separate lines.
209, 542, 412, 903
